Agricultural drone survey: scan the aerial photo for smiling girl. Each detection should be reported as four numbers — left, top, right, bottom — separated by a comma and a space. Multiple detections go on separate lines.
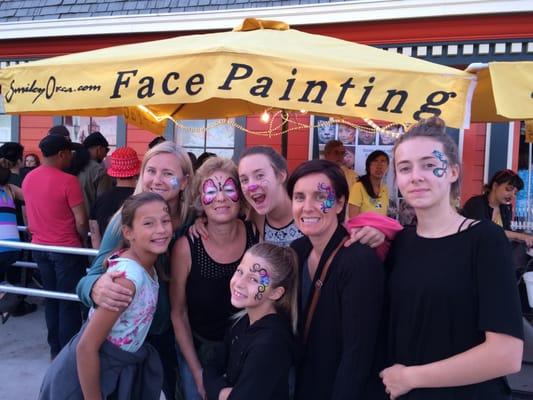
41, 192, 173, 400
380, 117, 523, 399
204, 243, 298, 400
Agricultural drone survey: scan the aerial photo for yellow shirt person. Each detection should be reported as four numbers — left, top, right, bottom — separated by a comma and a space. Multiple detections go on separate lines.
347, 150, 390, 217
349, 181, 389, 215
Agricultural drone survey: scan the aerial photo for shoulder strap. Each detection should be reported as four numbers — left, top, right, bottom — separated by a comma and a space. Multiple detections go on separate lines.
303, 236, 347, 343
457, 217, 469, 233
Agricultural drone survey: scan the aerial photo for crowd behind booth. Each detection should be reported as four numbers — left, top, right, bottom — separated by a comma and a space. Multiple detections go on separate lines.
0, 117, 531, 400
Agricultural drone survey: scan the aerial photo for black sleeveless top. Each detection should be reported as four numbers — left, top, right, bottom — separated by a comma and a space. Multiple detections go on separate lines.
185, 221, 257, 341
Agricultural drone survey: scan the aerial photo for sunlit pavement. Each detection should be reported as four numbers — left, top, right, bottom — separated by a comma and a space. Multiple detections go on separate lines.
0, 297, 48, 400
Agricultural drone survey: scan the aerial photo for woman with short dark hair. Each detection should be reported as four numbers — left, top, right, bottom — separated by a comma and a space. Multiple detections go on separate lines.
287, 159, 386, 400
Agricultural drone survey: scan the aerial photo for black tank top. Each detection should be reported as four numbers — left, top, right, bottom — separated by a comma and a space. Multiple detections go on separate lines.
185, 221, 257, 341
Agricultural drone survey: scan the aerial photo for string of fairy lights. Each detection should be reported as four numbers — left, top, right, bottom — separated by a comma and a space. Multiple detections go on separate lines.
138, 105, 408, 138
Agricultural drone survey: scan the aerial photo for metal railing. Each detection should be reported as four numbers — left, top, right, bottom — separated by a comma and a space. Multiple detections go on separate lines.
0, 239, 99, 302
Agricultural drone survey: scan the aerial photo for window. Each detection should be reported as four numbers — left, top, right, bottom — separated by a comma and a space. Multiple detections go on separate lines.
174, 118, 243, 160
0, 95, 12, 145
62, 116, 118, 151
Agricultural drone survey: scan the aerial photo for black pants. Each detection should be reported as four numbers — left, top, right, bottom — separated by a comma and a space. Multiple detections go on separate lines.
146, 326, 178, 400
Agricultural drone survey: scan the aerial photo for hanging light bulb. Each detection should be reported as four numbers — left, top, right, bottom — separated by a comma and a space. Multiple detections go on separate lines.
260, 110, 270, 123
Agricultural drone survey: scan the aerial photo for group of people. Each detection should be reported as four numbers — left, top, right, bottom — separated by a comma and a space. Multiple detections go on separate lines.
7, 116, 525, 399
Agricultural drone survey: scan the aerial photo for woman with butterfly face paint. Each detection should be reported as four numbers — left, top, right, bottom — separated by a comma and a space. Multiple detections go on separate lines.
76, 141, 195, 400
170, 157, 258, 400
380, 118, 523, 400
287, 159, 386, 400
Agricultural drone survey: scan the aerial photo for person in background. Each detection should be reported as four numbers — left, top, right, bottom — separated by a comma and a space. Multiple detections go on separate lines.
23, 134, 88, 359
195, 151, 217, 171
40, 192, 171, 400
204, 243, 298, 400
348, 150, 390, 217
0, 142, 37, 316
0, 161, 28, 322
80, 132, 113, 215
324, 139, 358, 194
381, 117, 523, 399
89, 147, 140, 249
24, 153, 41, 169
148, 136, 166, 149
462, 169, 533, 247
188, 152, 198, 171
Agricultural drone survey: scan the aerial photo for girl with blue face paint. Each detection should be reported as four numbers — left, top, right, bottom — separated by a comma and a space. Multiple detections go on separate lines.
381, 117, 523, 399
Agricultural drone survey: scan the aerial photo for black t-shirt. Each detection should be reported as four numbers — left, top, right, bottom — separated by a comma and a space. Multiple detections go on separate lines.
90, 186, 134, 235
387, 221, 523, 399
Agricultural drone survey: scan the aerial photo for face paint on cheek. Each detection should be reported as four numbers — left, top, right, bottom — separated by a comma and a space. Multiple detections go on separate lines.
250, 263, 270, 301
432, 150, 448, 178
222, 177, 240, 202
317, 182, 336, 213
169, 176, 180, 190
202, 179, 217, 205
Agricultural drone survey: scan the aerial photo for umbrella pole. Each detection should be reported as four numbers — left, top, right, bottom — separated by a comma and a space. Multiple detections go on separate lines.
281, 110, 289, 159
526, 143, 533, 228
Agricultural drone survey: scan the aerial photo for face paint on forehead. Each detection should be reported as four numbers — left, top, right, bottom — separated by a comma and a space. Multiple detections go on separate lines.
202, 179, 217, 205
432, 150, 448, 178
250, 262, 270, 301
317, 182, 336, 213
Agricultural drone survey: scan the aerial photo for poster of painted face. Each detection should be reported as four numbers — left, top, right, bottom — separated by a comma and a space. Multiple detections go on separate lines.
317, 122, 336, 144
357, 129, 377, 145
338, 123, 356, 145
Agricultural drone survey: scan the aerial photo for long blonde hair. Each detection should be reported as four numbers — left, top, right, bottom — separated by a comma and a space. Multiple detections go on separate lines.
133, 140, 194, 225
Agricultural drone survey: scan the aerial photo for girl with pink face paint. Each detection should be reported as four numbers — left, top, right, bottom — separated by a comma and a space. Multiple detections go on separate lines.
191, 146, 390, 249
170, 157, 259, 400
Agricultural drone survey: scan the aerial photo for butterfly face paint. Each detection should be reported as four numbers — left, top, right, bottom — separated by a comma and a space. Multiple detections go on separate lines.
202, 179, 217, 205
220, 177, 240, 203
432, 150, 448, 178
250, 262, 270, 301
317, 182, 336, 213
202, 176, 240, 205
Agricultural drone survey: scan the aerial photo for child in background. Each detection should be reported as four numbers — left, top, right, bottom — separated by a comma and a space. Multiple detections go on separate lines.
204, 243, 298, 400
40, 192, 173, 400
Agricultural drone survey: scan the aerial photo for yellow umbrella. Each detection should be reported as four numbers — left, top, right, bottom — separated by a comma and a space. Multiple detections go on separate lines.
468, 61, 533, 122
0, 18, 476, 134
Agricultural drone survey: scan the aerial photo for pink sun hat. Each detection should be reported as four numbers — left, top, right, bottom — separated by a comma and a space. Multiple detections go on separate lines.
107, 147, 141, 178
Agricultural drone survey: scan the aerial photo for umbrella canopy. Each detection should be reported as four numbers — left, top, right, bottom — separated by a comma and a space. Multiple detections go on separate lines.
0, 18, 476, 134
469, 61, 533, 123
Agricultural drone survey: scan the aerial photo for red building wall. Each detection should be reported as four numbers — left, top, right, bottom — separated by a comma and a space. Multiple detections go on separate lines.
461, 123, 487, 204
19, 115, 54, 158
